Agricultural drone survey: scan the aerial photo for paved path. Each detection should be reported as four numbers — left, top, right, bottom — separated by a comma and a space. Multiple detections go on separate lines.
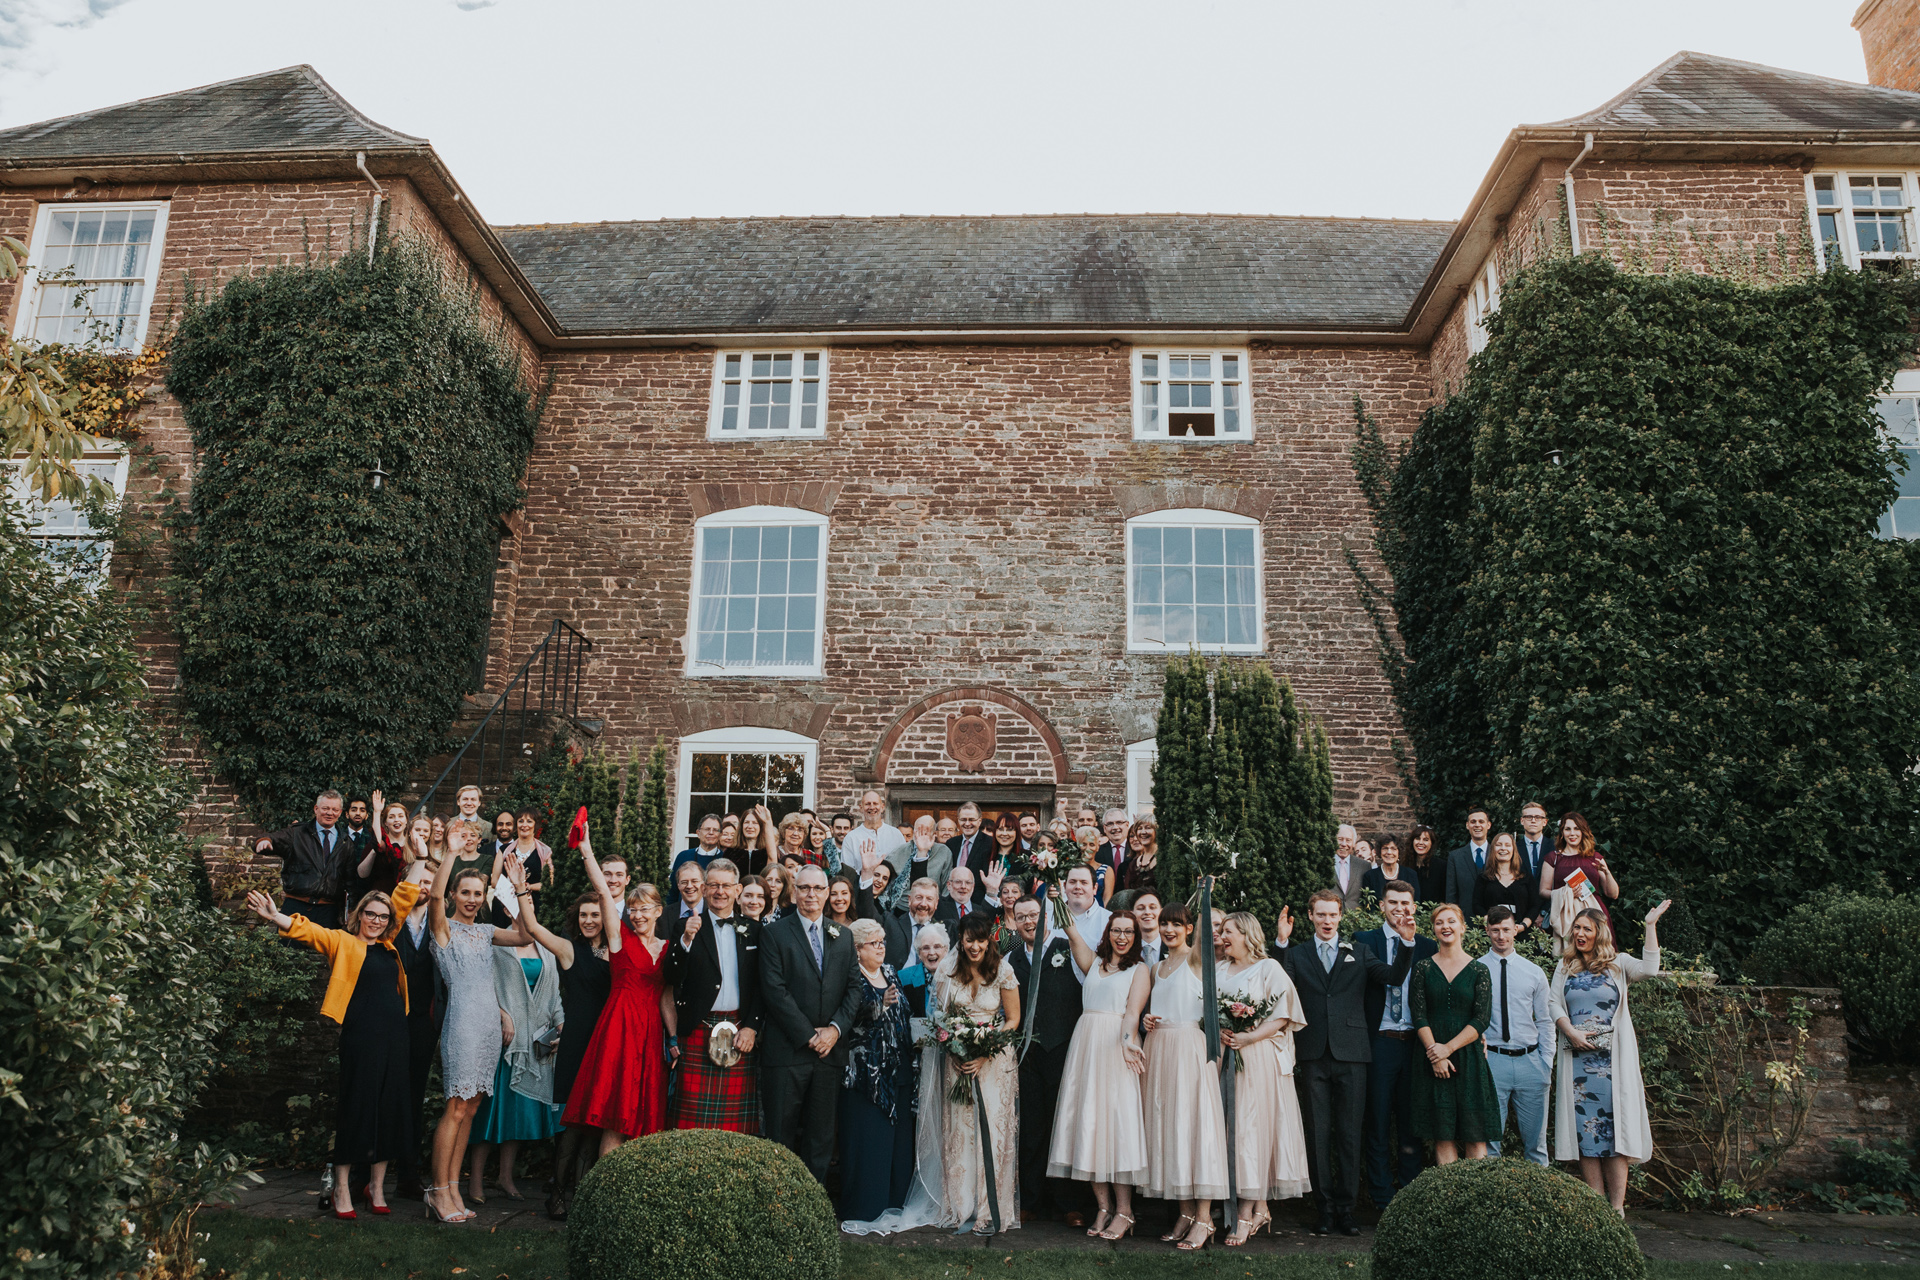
225, 1168, 1920, 1263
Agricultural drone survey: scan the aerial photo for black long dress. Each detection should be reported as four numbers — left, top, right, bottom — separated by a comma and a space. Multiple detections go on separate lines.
333, 946, 412, 1165
554, 944, 613, 1106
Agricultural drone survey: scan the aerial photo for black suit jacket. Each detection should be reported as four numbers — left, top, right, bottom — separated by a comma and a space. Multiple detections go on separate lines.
877, 906, 916, 969
1516, 835, 1551, 886
1351, 927, 1436, 1032
1278, 935, 1414, 1064
1006, 934, 1083, 1052
947, 832, 998, 879
663, 908, 762, 1031
262, 820, 352, 903
933, 894, 989, 932
758, 912, 864, 1067
393, 916, 440, 1026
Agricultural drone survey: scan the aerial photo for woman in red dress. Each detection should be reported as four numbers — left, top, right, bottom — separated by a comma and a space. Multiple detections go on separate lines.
562, 825, 678, 1155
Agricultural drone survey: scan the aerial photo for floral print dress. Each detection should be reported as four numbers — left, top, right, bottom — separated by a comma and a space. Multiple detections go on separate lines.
1563, 969, 1620, 1157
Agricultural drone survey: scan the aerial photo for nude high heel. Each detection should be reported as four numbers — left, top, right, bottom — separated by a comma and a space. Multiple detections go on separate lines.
1099, 1212, 1135, 1240
1177, 1221, 1216, 1251
1160, 1213, 1195, 1242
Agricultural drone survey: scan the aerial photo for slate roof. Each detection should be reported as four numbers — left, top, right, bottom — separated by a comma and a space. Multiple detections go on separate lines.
1537, 50, 1920, 134
494, 215, 1457, 334
0, 65, 421, 159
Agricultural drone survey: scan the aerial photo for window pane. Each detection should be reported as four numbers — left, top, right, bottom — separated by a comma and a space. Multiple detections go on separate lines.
691, 753, 728, 792
1194, 526, 1224, 564
1195, 565, 1225, 604
728, 753, 767, 794
1133, 604, 1162, 642
1133, 527, 1162, 564
1134, 565, 1162, 605
1162, 527, 1192, 565
785, 630, 814, 663
787, 556, 817, 594
790, 524, 820, 558
1187, 382, 1212, 407
725, 355, 741, 377
1195, 606, 1227, 644
787, 593, 816, 629
757, 595, 787, 630
1224, 529, 1256, 565
1164, 566, 1193, 605
1852, 176, 1879, 207
1140, 354, 1157, 378
1227, 605, 1255, 645
1813, 176, 1836, 206
803, 353, 819, 376
755, 631, 785, 664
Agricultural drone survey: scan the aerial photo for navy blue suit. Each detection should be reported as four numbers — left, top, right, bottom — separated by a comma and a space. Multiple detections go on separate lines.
1353, 927, 1436, 1208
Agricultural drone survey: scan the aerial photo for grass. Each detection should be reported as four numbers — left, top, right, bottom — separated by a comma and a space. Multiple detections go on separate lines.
197, 1212, 1914, 1280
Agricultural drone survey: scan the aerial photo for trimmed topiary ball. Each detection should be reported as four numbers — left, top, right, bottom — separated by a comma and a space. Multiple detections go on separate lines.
568, 1129, 839, 1280
1373, 1157, 1644, 1280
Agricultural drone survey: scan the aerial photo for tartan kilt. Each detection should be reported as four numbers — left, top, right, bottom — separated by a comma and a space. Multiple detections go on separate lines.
674, 1017, 762, 1134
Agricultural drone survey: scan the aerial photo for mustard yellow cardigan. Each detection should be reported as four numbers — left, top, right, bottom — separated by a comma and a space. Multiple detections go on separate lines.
280, 881, 423, 1024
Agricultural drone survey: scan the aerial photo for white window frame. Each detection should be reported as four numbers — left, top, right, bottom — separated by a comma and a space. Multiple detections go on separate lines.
706, 349, 829, 439
1125, 738, 1158, 818
674, 726, 819, 850
1465, 252, 1501, 355
1807, 171, 1920, 271
1875, 369, 1920, 540
12, 200, 169, 350
1130, 347, 1252, 442
6, 443, 129, 577
1124, 507, 1264, 654
684, 504, 829, 678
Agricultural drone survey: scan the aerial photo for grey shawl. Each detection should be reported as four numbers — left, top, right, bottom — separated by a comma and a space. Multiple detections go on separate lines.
492, 942, 563, 1105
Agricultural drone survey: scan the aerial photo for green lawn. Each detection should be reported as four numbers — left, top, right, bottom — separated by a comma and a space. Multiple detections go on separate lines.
197, 1212, 1910, 1280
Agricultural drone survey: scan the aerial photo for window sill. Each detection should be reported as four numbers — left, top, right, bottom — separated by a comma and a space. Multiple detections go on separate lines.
1126, 643, 1263, 655
683, 664, 825, 680
706, 429, 829, 442
1131, 435, 1254, 445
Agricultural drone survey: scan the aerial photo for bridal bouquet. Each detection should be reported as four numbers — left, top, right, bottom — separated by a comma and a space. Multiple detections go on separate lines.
1216, 991, 1278, 1073
932, 998, 1019, 1106
1003, 841, 1087, 929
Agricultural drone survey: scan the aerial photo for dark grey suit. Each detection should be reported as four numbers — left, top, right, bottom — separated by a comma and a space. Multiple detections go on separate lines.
1443, 842, 1491, 907
1279, 935, 1414, 1222
758, 910, 863, 1180
1007, 934, 1084, 1213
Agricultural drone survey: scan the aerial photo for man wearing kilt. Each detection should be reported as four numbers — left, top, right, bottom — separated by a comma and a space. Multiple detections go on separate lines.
665, 857, 764, 1132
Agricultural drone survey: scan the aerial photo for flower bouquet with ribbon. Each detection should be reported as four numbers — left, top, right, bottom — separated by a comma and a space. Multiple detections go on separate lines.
1003, 840, 1087, 930
932, 997, 1019, 1106
1216, 991, 1277, 1074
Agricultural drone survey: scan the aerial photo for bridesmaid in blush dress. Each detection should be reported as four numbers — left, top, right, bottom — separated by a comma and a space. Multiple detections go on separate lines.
561, 826, 676, 1156
1142, 905, 1229, 1252
1215, 910, 1310, 1247
1046, 911, 1152, 1240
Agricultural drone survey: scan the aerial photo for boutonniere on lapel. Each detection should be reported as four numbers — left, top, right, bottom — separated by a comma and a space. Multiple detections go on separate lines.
826, 924, 842, 940
1050, 952, 1066, 968
734, 922, 749, 938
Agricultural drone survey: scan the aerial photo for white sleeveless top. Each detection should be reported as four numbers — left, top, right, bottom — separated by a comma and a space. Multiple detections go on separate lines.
1148, 959, 1205, 1022
1081, 962, 1136, 1015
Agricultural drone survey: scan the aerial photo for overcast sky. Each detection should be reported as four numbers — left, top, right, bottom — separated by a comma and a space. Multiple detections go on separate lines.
0, 0, 1876, 228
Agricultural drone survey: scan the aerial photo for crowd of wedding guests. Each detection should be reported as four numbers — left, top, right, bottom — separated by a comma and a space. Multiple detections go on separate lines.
250, 786, 1668, 1241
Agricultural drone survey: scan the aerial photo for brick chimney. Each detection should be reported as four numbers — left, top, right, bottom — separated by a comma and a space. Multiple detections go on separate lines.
1856, 0, 1920, 92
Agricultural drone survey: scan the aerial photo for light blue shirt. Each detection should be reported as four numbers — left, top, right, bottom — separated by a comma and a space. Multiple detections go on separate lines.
1477, 949, 1554, 1051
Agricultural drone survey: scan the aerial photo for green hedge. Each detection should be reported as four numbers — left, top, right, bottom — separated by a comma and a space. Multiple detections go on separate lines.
1373, 1158, 1644, 1280
166, 235, 539, 828
568, 1129, 838, 1280
1749, 889, 1920, 1061
1352, 254, 1920, 966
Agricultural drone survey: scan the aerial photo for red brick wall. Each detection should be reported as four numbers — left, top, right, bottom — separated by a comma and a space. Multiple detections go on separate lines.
511, 341, 1430, 837
1856, 0, 1920, 92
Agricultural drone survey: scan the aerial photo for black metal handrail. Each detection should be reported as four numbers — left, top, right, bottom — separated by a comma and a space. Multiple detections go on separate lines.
416, 618, 593, 816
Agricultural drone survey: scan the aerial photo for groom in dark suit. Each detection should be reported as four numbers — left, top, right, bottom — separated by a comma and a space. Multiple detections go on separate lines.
1006, 897, 1085, 1224
758, 864, 863, 1181
1351, 880, 1436, 1211
1278, 888, 1414, 1237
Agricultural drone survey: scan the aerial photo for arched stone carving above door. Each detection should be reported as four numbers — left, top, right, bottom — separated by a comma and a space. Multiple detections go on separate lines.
854, 687, 1086, 785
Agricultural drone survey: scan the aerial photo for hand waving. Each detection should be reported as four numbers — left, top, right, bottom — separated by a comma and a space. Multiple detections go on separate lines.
1276, 906, 1294, 946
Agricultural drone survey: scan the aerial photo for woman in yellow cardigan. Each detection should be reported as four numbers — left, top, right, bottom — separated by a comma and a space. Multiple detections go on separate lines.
247, 854, 432, 1219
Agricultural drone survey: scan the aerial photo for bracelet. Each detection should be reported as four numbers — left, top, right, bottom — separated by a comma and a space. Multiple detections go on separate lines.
516, 890, 531, 898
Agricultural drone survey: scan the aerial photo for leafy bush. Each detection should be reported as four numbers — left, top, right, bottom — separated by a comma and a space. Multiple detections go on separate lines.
494, 740, 670, 907
568, 1129, 838, 1280
1351, 254, 1920, 967
1151, 653, 1334, 921
0, 501, 246, 1279
166, 235, 539, 828
1748, 890, 1920, 1062
1373, 1157, 1643, 1280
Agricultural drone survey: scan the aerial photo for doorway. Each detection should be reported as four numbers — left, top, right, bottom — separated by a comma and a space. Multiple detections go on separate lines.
886, 784, 1056, 835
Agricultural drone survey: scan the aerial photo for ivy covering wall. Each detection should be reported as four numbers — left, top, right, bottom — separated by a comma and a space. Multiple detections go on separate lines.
166, 238, 539, 828
1150, 652, 1334, 923
1352, 254, 1920, 963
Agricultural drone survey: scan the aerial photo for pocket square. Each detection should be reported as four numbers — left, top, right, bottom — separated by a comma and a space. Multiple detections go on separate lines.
1342, 954, 1356, 963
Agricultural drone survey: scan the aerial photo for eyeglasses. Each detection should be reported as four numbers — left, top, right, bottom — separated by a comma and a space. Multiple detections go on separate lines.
361, 913, 392, 925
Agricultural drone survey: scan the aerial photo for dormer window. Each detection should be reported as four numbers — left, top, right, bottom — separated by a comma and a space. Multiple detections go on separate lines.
708, 350, 827, 439
1810, 172, 1917, 269
1465, 253, 1500, 355
1133, 349, 1250, 441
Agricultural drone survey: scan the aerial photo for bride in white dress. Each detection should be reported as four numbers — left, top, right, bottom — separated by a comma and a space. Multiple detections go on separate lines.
842, 911, 1024, 1236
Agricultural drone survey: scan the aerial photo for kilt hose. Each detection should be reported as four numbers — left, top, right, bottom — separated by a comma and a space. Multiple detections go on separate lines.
674, 1013, 762, 1134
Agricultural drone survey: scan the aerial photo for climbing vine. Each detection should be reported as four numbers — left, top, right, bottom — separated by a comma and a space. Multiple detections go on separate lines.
166, 236, 539, 828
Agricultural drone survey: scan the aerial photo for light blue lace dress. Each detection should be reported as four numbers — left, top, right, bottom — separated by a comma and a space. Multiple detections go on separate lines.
435, 920, 503, 1099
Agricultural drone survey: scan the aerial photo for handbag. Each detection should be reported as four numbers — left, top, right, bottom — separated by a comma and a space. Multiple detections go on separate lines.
532, 1026, 562, 1061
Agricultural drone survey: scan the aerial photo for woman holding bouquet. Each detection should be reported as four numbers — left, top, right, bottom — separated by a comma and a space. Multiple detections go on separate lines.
1215, 911, 1310, 1246
1410, 902, 1499, 1164
935, 912, 1023, 1234
1550, 900, 1667, 1214
1142, 904, 1228, 1252
1047, 911, 1151, 1238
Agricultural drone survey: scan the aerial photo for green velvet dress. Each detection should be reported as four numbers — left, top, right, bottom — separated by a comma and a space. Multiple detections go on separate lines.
1409, 956, 1500, 1143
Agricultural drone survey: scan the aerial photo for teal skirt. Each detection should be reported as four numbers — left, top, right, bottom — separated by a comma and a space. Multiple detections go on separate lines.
474, 1054, 561, 1143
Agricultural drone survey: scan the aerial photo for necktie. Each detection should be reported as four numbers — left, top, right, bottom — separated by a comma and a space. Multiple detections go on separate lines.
1500, 958, 1511, 1044
1385, 938, 1402, 1023
1474, 845, 1485, 869
1319, 940, 1335, 972
322, 826, 333, 855
809, 920, 823, 969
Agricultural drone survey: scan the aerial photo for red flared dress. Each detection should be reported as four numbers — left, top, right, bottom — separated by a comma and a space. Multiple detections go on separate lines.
561, 920, 669, 1138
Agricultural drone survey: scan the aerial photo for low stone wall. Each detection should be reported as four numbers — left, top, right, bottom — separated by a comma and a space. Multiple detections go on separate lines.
1775, 988, 1919, 1180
